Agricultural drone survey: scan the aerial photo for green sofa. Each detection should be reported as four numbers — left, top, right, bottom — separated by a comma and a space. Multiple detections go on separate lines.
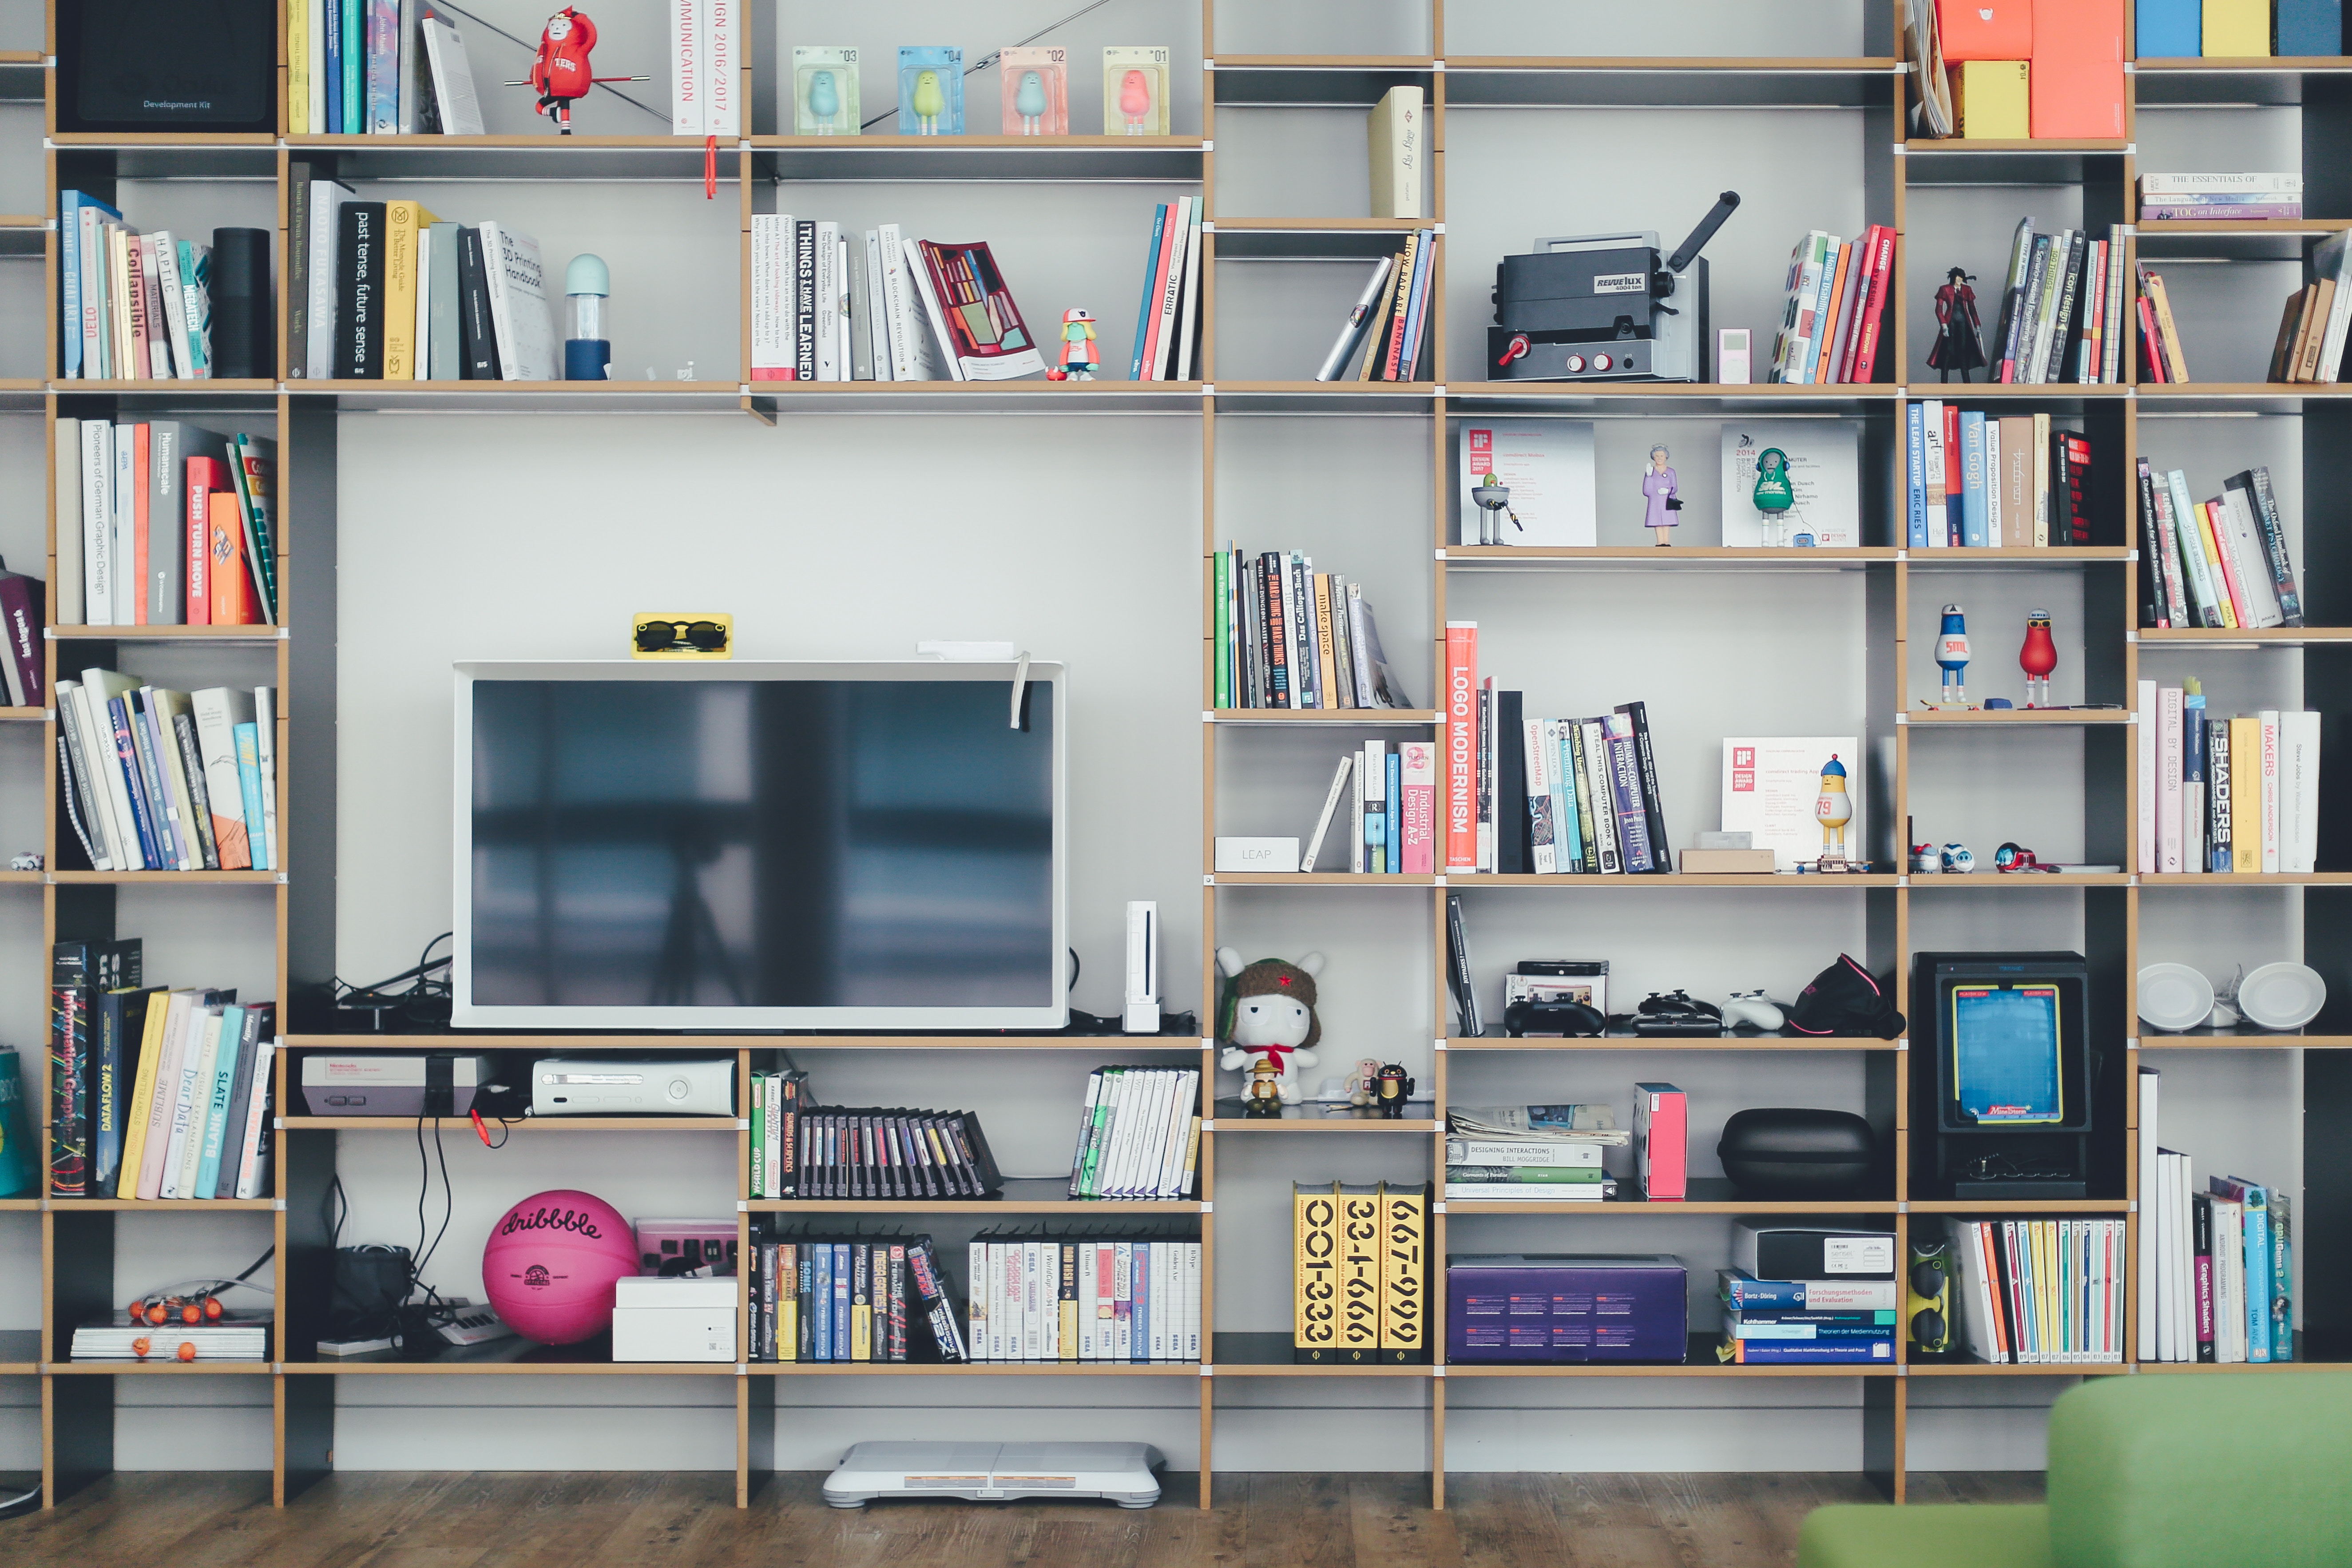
1799, 1373, 2352, 1568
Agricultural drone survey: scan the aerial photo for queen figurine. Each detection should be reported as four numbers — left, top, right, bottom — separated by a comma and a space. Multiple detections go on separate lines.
1642, 443, 1683, 546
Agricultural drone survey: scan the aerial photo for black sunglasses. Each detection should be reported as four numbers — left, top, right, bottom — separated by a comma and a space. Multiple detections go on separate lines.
635, 620, 729, 653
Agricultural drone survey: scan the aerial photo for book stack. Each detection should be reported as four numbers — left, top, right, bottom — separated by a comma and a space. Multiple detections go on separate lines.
56, 676, 278, 874
2138, 1069, 2294, 1364
746, 1068, 811, 1199
1444, 626, 1673, 876
968, 1230, 1202, 1362
57, 420, 276, 627
1301, 741, 1436, 874
1292, 1181, 1430, 1362
2140, 172, 2302, 222
792, 1107, 1000, 1199
1905, 403, 2094, 548
1314, 231, 1440, 381
1064, 1065, 1200, 1199
1942, 1218, 2127, 1364
50, 937, 275, 1203
1215, 547, 1408, 712
59, 193, 229, 381
1764, 226, 1896, 383
751, 222, 1051, 384
1442, 1105, 1626, 1201
2137, 262, 2194, 382
287, 0, 489, 135
1718, 1268, 1898, 1365
72, 1309, 270, 1361
2134, 682, 2318, 875
746, 1230, 964, 1363
294, 180, 555, 382
2268, 231, 2352, 386
1983, 219, 2130, 385
1129, 199, 1206, 381
2136, 462, 2303, 631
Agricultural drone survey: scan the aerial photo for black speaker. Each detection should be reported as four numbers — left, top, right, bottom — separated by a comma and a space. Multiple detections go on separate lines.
60, 0, 277, 134
207, 227, 272, 379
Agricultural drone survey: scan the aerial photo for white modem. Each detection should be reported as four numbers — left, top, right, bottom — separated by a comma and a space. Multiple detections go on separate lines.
823, 1441, 1163, 1509
1124, 900, 1160, 1034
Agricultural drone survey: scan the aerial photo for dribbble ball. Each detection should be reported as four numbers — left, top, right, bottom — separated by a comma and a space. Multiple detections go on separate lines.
481, 1189, 637, 1345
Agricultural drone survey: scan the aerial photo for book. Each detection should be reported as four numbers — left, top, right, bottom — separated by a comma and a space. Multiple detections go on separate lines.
1367, 86, 1422, 220
380, 200, 440, 380
1335, 1183, 1381, 1361
911, 239, 1046, 381
335, 202, 387, 379
479, 222, 555, 381
421, 12, 484, 135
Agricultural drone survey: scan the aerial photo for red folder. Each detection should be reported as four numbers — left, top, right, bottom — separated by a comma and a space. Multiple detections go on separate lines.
2031, 0, 2124, 139
1937, 0, 2033, 59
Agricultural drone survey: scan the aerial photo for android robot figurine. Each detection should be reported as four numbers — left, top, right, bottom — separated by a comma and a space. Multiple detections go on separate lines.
1935, 603, 1971, 707
1044, 308, 1099, 380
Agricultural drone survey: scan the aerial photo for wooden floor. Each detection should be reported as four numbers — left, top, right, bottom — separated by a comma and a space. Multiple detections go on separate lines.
0, 1470, 2044, 1567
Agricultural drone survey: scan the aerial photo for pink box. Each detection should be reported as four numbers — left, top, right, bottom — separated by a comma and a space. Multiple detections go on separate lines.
1634, 1084, 1687, 1201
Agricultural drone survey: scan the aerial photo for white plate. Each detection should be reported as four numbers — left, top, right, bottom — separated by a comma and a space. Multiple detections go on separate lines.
2137, 964, 2215, 1032
2237, 962, 2325, 1031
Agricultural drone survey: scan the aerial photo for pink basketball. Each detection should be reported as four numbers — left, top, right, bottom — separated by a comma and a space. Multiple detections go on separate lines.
481, 1189, 638, 1346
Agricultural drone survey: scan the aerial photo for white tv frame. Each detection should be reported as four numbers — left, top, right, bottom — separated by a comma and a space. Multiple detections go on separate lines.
450, 659, 1069, 1032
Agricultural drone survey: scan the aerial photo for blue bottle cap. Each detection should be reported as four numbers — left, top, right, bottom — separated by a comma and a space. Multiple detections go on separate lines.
565, 253, 610, 296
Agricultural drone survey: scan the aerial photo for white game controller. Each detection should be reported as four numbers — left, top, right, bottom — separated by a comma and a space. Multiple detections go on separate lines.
1723, 991, 1785, 1031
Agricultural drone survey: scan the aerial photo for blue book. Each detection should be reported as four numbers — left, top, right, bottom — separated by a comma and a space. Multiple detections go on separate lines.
1385, 746, 1401, 878
1129, 205, 1168, 379
108, 697, 164, 869
58, 191, 121, 380
1959, 411, 1988, 547
1905, 402, 1928, 547
1398, 231, 1437, 379
341, 0, 363, 134
832, 1242, 852, 1362
797, 1250, 814, 1359
1131, 1241, 1149, 1362
2217, 1179, 2273, 1362
324, 0, 343, 135
1725, 1339, 1895, 1363
812, 1244, 832, 1361
1718, 1269, 1901, 1311
1724, 1308, 1896, 1327
2271, 1194, 2294, 1360
233, 722, 268, 871
192, 1005, 246, 1199
1550, 723, 1584, 873
2277, 0, 2343, 54
2137, 0, 2201, 53
134, 696, 182, 870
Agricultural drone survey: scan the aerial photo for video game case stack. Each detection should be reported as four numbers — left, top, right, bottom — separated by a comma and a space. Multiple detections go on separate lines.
746, 1068, 810, 1199
792, 1106, 1000, 1200
1214, 545, 1409, 712
968, 1229, 1202, 1362
746, 1228, 967, 1364
2135, 462, 2303, 631
1064, 1065, 1199, 1200
1292, 1180, 1430, 1364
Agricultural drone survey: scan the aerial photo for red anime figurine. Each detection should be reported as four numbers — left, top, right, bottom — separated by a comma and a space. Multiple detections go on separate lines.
1928, 266, 1986, 382
528, 8, 599, 133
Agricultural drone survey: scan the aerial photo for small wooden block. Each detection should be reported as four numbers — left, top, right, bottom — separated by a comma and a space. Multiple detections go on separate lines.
1678, 848, 1777, 874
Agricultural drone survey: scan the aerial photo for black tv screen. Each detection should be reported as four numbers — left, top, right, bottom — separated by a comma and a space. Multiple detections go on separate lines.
455, 664, 1064, 1030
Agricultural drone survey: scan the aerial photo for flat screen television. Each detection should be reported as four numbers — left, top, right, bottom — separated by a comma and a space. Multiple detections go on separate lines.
452, 660, 1067, 1031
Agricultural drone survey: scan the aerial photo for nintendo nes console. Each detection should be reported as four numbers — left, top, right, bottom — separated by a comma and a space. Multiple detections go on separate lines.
301, 1054, 495, 1116
531, 1057, 735, 1116
1488, 191, 1741, 383
823, 1441, 1164, 1509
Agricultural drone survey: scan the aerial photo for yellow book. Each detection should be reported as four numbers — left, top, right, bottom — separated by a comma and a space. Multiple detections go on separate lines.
288, 0, 309, 135
1058, 1242, 1078, 1361
2230, 716, 2262, 870
1179, 1116, 1200, 1197
2203, 0, 2269, 56
112, 987, 176, 1196
2196, 504, 2240, 628
777, 1243, 797, 1362
1293, 1180, 1340, 1361
1336, 1182, 1382, 1361
850, 1242, 872, 1361
1955, 60, 2030, 139
380, 201, 441, 380
2031, 412, 2051, 545
1313, 574, 1340, 707
1376, 1181, 1428, 1363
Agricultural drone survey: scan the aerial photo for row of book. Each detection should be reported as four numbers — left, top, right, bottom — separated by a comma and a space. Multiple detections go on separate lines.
1063, 1066, 1200, 1200
1719, 1267, 1895, 1365
1130, 198, 1206, 381
2136, 462, 2303, 629
2139, 171, 2302, 222
1292, 1180, 1430, 1363
56, 195, 260, 381
1940, 1218, 2127, 1365
1315, 231, 1440, 382
295, 180, 555, 381
1765, 226, 1895, 385
1301, 741, 1435, 875
1907, 404, 2092, 548
1214, 548, 1410, 712
745, 1231, 963, 1363
50, 937, 276, 1201
286, 0, 488, 136
745, 1069, 809, 1199
1988, 220, 2130, 385
2135, 686, 2319, 875
58, 675, 276, 875
2137, 265, 2194, 383
62, 419, 277, 627
2269, 271, 2352, 385
968, 1233, 1202, 1362
2140, 1068, 2294, 1363
785, 1107, 1000, 1201
1444, 1125, 1610, 1202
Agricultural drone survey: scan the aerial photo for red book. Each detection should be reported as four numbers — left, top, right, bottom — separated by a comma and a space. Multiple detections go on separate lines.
1444, 622, 1478, 874
131, 423, 149, 624
184, 455, 226, 624
207, 492, 257, 625
1138, 203, 1182, 381
1943, 405, 1963, 544
1848, 226, 1897, 382
2137, 298, 2166, 383
1634, 1083, 1686, 1200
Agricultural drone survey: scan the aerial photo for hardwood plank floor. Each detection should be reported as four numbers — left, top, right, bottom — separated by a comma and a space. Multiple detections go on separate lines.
0, 1471, 2047, 1568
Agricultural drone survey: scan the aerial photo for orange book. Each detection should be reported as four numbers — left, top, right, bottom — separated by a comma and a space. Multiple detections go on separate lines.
2030, 0, 2123, 139
131, 423, 150, 624
207, 491, 256, 625
1815, 244, 1854, 384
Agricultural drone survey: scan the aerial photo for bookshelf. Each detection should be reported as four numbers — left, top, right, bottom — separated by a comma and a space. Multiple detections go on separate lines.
2, 0, 2344, 1523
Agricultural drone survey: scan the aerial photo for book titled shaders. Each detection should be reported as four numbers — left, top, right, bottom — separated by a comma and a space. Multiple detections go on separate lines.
2134, 681, 2317, 876
55, 675, 278, 875
1216, 547, 1409, 712
1905, 401, 2094, 548
1294, 1179, 1428, 1363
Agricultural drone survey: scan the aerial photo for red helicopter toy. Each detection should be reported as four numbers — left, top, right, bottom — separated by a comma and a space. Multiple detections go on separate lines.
509, 8, 648, 134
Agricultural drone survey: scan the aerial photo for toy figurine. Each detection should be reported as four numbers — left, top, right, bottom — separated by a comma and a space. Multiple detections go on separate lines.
1374, 1064, 1415, 1118
2019, 609, 2057, 707
1118, 68, 1153, 134
1216, 948, 1324, 1106
1928, 266, 1986, 383
1242, 1056, 1284, 1116
1015, 70, 1048, 135
1349, 1057, 1380, 1108
1642, 444, 1682, 546
1044, 308, 1098, 381
1913, 842, 1940, 874
1814, 754, 1853, 868
1941, 842, 1976, 874
809, 70, 843, 133
1751, 445, 1797, 547
1935, 603, 1971, 707
1471, 472, 1523, 545
505, 8, 645, 134
911, 70, 947, 135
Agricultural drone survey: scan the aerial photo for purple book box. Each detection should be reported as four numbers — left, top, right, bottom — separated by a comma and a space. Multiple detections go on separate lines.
1447, 1254, 1689, 1363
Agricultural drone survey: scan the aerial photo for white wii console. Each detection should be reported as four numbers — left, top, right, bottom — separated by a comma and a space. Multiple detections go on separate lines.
823, 1441, 1163, 1509
531, 1058, 734, 1116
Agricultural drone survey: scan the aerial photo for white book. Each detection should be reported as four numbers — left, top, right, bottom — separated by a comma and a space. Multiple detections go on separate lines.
232, 1037, 275, 1199
1157, 1071, 1194, 1197
1075, 1242, 1096, 1359
478, 222, 555, 381
813, 221, 839, 381
900, 235, 966, 382
1579, 717, 1621, 873
157, 1009, 220, 1199
1183, 1242, 1203, 1361
1151, 197, 1191, 381
2136, 1068, 2158, 1359
2153, 1150, 2176, 1360
133, 994, 194, 1199
1299, 754, 1355, 872
835, 234, 852, 377
2217, 488, 2284, 627
1122, 1071, 1160, 1198
173, 1007, 225, 1199
304, 180, 356, 381
2157, 686, 2183, 873
966, 1241, 989, 1360
307, 0, 327, 133
79, 669, 144, 869
112, 425, 135, 624
151, 233, 189, 379
2259, 711, 2281, 871
79, 421, 112, 623
143, 687, 195, 870
2212, 1191, 2244, 1363
863, 230, 892, 382
413, 230, 434, 380
704, 0, 738, 137
420, 15, 485, 135
54, 419, 83, 625
1920, 399, 1947, 546
1113, 1242, 1133, 1361
1174, 204, 1204, 380
255, 686, 279, 871
877, 224, 928, 380
2312, 230, 2352, 382
55, 685, 113, 869
1981, 417, 2002, 546
670, 0, 705, 135
2172, 1152, 2196, 1362
749, 215, 785, 378
191, 686, 256, 870
2135, 679, 2158, 873
2286, 710, 2320, 873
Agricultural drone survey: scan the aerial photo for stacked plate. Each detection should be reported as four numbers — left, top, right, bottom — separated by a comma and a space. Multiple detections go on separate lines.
2138, 963, 2326, 1032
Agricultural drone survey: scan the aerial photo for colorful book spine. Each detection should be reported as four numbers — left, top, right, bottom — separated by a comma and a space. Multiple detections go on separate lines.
1293, 1180, 1340, 1361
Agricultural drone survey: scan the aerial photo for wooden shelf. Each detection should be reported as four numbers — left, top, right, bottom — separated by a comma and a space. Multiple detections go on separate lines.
0, 1329, 38, 1371
2137, 1031, 2352, 1048
1909, 873, 2134, 887
282, 1031, 1194, 1051
1448, 1034, 1900, 1050
747, 380, 1206, 415
1448, 1336, 1898, 1377
1210, 707, 1437, 724
1210, 58, 1437, 109
1211, 1332, 1434, 1376
1905, 546, 2132, 561
1459, 872, 1901, 887
52, 625, 280, 642
1906, 1199, 2131, 1213
52, 378, 277, 394
288, 133, 727, 181
2139, 627, 2352, 647
1448, 1179, 1893, 1215
46, 1197, 276, 1211
46, 869, 278, 883
283, 1115, 740, 1133
1208, 871, 1440, 887
1906, 708, 2130, 724
754, 134, 1204, 182
284, 1334, 727, 1374
47, 1360, 272, 1374
1441, 58, 1899, 108
2139, 871, 2352, 884
1444, 545, 1896, 568
754, 1359, 1201, 1376
1907, 1356, 2130, 1376
750, 1179, 1197, 1215
1442, 382, 1895, 410
1210, 1101, 1439, 1131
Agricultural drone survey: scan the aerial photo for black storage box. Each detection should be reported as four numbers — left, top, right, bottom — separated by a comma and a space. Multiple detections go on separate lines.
1717, 1108, 1874, 1197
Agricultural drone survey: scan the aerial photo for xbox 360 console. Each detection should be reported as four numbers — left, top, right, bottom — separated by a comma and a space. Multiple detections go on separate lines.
531, 1057, 735, 1116
822, 1441, 1164, 1508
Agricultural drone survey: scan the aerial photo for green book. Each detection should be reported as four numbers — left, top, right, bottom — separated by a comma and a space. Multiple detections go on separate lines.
1444, 1164, 1604, 1184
